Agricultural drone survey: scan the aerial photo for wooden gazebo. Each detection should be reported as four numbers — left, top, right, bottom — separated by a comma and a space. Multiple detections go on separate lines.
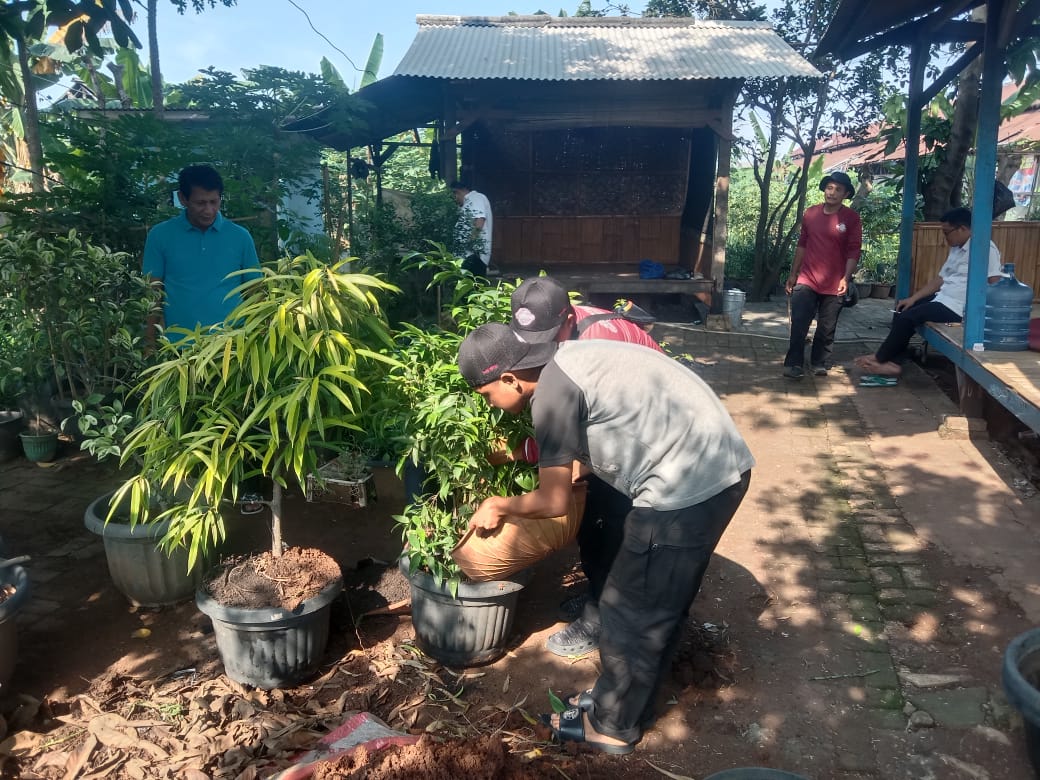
287, 15, 819, 300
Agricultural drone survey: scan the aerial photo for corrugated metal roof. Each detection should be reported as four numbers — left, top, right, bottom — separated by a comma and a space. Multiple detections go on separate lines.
394, 15, 821, 81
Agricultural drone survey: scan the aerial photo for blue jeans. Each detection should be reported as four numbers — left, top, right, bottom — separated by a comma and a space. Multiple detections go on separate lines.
785, 284, 844, 368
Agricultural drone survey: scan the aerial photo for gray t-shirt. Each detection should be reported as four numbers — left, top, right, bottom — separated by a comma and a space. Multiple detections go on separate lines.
531, 340, 755, 511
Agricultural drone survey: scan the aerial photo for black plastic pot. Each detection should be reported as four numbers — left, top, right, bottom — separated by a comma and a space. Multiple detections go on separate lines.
196, 575, 343, 690
703, 769, 808, 780
401, 556, 528, 667
84, 491, 201, 607
1003, 627, 1040, 778
0, 564, 31, 691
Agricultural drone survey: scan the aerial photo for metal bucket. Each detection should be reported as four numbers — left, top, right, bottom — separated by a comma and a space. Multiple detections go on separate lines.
722, 289, 746, 329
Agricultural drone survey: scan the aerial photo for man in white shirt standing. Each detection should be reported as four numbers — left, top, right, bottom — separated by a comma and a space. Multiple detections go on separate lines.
451, 180, 494, 276
855, 207, 1004, 377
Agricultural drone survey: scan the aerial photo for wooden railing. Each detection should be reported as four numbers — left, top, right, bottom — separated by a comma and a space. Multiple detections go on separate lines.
911, 222, 1040, 301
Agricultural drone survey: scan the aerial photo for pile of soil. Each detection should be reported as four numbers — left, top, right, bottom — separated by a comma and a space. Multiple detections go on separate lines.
206, 547, 343, 610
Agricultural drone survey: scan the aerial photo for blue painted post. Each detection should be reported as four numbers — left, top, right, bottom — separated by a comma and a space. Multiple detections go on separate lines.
964, 0, 1006, 351
896, 43, 926, 300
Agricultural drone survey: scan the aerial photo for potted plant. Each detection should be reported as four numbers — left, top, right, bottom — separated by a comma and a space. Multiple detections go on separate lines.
0, 230, 157, 434
18, 411, 59, 463
866, 261, 896, 299
376, 257, 580, 666
77, 394, 204, 607
852, 269, 875, 300
110, 253, 398, 689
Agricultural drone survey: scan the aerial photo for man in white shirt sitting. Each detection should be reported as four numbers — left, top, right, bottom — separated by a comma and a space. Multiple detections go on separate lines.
855, 207, 1004, 377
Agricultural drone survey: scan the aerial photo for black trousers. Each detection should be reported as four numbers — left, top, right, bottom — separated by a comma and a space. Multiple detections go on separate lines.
588, 471, 751, 745
784, 284, 844, 368
874, 295, 960, 363
576, 475, 630, 627
461, 253, 487, 278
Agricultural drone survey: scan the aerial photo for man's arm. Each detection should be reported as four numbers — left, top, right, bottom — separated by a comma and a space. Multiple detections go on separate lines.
144, 279, 165, 346
468, 465, 574, 531
785, 246, 805, 294
142, 228, 165, 345
896, 275, 944, 311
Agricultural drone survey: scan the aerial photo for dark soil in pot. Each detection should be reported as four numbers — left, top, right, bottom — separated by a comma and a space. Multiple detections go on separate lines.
204, 546, 342, 610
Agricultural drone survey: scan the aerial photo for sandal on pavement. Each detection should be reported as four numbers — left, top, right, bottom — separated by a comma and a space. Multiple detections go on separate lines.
546, 618, 600, 657
542, 707, 635, 755
859, 374, 898, 387
536, 690, 593, 726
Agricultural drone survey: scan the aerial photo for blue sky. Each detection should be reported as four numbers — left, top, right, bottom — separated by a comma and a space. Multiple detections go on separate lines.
139, 1, 650, 90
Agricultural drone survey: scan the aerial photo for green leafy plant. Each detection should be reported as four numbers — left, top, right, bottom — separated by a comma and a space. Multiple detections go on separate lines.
71, 393, 135, 463
379, 251, 536, 590
0, 230, 157, 409
110, 253, 399, 570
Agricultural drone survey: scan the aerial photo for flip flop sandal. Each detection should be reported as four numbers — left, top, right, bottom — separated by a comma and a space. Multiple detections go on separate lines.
859, 375, 898, 387
542, 706, 635, 755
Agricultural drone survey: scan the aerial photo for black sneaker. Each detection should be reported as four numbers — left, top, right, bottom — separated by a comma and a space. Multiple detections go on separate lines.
782, 365, 804, 379
546, 618, 601, 657
558, 593, 589, 622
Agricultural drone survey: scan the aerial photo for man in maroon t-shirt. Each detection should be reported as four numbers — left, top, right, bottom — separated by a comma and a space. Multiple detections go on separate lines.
783, 172, 862, 379
507, 277, 663, 658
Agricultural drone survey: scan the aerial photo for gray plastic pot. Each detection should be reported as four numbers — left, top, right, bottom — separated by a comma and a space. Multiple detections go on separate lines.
0, 565, 31, 692
400, 556, 528, 667
703, 770, 808, 780
84, 491, 201, 607
1002, 627, 1040, 777
196, 574, 343, 690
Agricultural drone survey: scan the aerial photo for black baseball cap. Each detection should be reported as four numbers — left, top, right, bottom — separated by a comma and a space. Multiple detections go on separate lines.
458, 323, 557, 388
819, 171, 855, 199
510, 276, 572, 343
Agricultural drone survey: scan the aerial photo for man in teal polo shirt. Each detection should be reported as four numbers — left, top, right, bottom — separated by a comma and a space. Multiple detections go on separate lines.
143, 164, 260, 342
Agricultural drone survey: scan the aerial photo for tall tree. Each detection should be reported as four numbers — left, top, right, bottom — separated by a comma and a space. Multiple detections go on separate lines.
146, 0, 237, 115
0, 0, 139, 191
647, 0, 898, 300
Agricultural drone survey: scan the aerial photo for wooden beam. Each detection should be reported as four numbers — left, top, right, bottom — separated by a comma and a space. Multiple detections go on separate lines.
711, 107, 733, 293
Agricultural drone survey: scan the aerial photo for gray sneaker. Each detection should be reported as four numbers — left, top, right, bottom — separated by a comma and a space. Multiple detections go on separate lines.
782, 365, 804, 379
546, 618, 601, 657
811, 364, 828, 376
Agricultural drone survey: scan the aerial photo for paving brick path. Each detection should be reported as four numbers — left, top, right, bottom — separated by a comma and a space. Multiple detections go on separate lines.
2, 296, 1037, 778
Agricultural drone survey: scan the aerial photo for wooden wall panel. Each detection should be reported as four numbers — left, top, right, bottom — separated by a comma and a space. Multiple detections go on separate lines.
912, 223, 1040, 301
492, 216, 680, 268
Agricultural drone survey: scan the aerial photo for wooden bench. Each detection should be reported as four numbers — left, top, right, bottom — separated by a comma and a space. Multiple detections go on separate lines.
919, 316, 1040, 431
504, 267, 715, 308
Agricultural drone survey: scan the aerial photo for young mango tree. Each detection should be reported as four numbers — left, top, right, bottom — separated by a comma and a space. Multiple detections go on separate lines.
110, 253, 399, 572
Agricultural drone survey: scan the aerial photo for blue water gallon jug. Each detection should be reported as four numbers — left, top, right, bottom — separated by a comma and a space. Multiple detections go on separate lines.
984, 263, 1033, 351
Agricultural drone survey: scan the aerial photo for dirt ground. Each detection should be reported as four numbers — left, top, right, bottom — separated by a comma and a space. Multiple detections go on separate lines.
2, 330, 1039, 778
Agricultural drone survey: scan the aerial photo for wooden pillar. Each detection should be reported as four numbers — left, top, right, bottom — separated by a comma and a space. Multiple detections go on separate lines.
955, 366, 987, 418
711, 117, 733, 296
441, 98, 458, 182
897, 42, 926, 300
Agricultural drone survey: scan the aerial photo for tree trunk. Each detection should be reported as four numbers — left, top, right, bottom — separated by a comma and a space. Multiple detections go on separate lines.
148, 0, 164, 115
270, 481, 283, 558
921, 8, 984, 219
15, 34, 44, 193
